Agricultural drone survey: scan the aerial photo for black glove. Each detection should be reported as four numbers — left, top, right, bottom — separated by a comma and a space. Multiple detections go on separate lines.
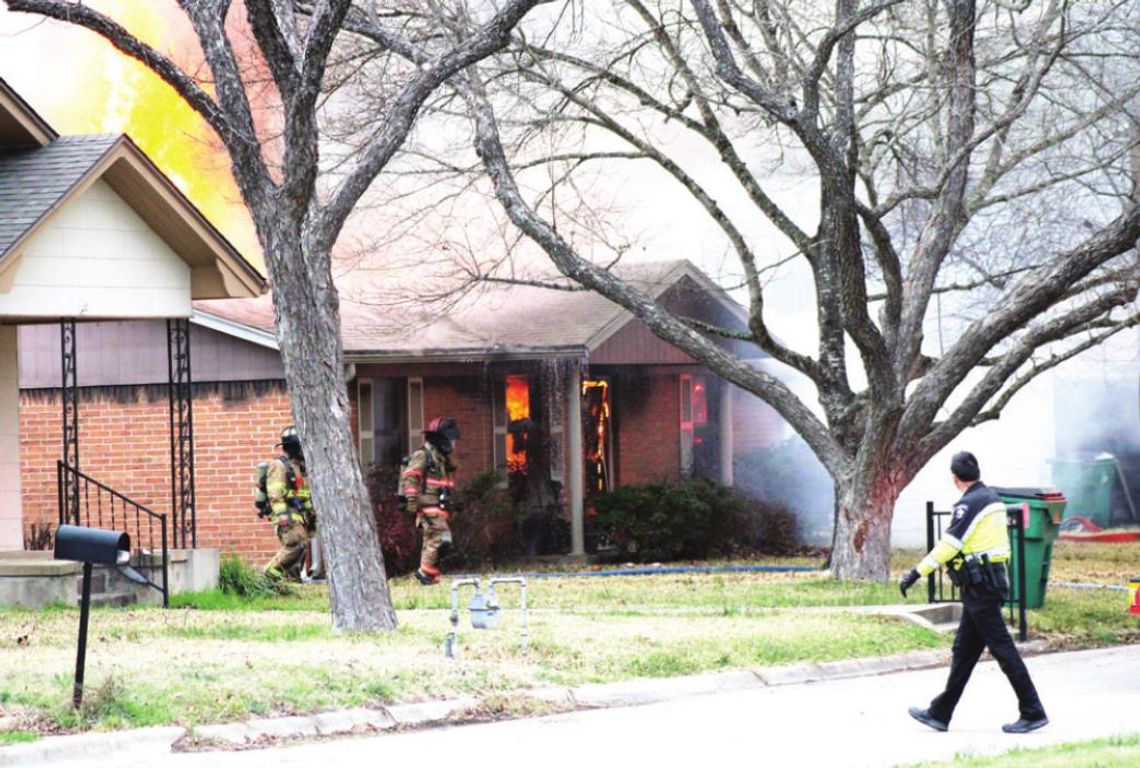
899, 568, 920, 598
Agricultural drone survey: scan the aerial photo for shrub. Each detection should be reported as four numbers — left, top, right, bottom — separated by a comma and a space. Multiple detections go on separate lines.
365, 462, 419, 577
591, 478, 748, 562
218, 555, 287, 598
734, 438, 835, 545
448, 470, 524, 568
741, 500, 802, 555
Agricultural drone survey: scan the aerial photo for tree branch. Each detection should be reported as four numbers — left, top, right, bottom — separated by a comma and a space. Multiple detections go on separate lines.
461, 67, 849, 475
315, 0, 547, 252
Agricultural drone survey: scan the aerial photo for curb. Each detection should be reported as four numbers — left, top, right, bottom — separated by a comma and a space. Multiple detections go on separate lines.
0, 641, 1053, 763
0, 725, 183, 767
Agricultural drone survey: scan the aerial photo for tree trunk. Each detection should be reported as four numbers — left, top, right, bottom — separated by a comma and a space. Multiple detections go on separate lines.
829, 466, 905, 581
268, 231, 397, 632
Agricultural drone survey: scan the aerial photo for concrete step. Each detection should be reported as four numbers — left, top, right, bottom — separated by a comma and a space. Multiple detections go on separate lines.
88, 591, 137, 608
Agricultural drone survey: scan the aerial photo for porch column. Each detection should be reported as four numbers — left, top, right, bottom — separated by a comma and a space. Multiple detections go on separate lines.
0, 325, 22, 549
719, 381, 734, 486
568, 363, 585, 556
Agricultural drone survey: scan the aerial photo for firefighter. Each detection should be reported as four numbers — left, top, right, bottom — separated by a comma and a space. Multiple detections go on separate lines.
264, 425, 315, 581
900, 451, 1048, 734
402, 416, 460, 585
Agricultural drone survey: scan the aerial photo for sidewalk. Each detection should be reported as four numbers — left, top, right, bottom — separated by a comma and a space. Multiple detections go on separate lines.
0, 638, 1052, 766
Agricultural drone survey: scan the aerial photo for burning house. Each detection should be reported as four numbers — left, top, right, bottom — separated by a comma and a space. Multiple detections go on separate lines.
14, 259, 783, 564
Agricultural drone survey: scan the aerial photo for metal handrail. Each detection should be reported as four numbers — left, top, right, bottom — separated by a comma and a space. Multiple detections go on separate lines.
924, 501, 1028, 641
56, 461, 169, 607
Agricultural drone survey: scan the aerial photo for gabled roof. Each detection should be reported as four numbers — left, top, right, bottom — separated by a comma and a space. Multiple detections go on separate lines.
197, 259, 764, 363
0, 135, 118, 257
0, 133, 264, 299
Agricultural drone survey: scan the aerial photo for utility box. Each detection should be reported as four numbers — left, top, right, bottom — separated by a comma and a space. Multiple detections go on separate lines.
993, 487, 1066, 609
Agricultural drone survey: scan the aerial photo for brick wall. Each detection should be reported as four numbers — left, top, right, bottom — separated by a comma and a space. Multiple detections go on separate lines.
423, 376, 495, 478
616, 372, 680, 486
19, 369, 777, 565
20, 382, 291, 565
732, 386, 786, 454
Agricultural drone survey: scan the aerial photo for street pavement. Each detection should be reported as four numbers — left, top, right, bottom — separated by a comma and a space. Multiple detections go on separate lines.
22, 645, 1140, 768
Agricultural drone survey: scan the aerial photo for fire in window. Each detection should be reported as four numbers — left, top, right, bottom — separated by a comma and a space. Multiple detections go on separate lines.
582, 379, 612, 493
505, 375, 532, 473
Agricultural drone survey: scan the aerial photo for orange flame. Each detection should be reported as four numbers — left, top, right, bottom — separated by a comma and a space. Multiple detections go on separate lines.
0, 1, 263, 266
505, 375, 530, 471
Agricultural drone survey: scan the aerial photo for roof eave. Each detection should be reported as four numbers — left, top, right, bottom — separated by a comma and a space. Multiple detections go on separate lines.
345, 345, 589, 364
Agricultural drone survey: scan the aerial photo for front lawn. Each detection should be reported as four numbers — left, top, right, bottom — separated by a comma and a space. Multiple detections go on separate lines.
0, 541, 1135, 736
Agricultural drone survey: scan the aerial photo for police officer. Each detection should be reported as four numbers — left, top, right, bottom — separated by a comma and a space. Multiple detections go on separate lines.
900, 451, 1048, 734
263, 425, 315, 581
401, 417, 459, 585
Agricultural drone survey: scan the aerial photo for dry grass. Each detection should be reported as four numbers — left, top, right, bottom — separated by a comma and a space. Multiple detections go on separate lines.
0, 541, 1134, 737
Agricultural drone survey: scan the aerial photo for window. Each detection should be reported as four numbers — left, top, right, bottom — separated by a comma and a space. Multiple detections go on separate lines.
680, 374, 694, 477
582, 378, 612, 493
407, 377, 424, 452
358, 379, 374, 464
493, 375, 532, 480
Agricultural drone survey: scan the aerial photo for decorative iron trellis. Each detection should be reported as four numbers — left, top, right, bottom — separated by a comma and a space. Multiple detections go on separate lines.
167, 318, 196, 548
60, 320, 79, 524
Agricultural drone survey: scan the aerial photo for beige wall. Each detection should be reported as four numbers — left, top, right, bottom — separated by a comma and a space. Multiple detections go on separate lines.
0, 325, 21, 549
0, 179, 192, 319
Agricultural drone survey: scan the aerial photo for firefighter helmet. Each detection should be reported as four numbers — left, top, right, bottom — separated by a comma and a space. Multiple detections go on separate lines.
279, 425, 302, 453
426, 417, 460, 441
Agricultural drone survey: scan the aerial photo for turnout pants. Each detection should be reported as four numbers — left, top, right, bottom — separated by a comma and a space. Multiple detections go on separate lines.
928, 576, 1046, 724
265, 519, 309, 579
417, 512, 450, 576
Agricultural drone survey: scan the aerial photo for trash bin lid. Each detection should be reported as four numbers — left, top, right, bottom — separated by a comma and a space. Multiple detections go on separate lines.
991, 486, 1066, 501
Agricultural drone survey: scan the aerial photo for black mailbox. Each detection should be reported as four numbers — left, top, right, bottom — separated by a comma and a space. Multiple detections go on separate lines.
54, 525, 130, 566
53, 524, 134, 709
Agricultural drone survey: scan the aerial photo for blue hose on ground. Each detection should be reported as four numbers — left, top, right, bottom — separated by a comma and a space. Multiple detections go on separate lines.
1054, 581, 1129, 593
456, 564, 823, 581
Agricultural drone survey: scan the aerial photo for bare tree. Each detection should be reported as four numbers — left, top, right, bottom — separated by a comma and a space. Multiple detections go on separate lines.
352, 0, 1140, 579
3, 0, 547, 629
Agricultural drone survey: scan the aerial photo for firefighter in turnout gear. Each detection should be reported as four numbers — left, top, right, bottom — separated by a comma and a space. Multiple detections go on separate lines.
263, 426, 315, 581
901, 451, 1048, 734
402, 417, 459, 585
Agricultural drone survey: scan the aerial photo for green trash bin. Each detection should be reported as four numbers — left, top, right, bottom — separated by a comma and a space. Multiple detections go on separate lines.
992, 487, 1066, 609
1051, 456, 1115, 529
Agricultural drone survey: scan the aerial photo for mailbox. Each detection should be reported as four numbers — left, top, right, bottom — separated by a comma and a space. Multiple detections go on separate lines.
55, 525, 130, 566
53, 524, 134, 708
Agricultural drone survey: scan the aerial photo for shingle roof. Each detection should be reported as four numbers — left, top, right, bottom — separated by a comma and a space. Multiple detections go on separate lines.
0, 135, 119, 258
196, 259, 753, 361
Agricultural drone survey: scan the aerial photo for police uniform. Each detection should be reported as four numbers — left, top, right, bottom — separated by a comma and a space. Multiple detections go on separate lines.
401, 441, 456, 582
910, 480, 1046, 730
264, 455, 314, 579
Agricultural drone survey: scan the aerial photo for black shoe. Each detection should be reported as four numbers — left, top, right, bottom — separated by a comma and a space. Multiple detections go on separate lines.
1002, 717, 1048, 734
908, 707, 948, 732
414, 569, 439, 586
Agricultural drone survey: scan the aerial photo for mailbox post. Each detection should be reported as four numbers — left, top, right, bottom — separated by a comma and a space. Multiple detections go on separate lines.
54, 525, 132, 708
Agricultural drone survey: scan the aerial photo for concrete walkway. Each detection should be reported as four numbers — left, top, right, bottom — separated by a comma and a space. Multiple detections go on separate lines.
2, 644, 1136, 767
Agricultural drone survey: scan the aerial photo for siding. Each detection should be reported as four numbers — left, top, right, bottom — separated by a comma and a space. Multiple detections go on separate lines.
1, 179, 192, 319
18, 320, 284, 388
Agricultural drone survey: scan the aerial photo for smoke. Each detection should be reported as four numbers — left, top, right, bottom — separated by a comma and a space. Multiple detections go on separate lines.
1052, 352, 1140, 525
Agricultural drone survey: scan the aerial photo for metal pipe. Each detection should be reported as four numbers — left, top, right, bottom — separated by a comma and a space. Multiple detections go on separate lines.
489, 576, 528, 657
446, 577, 481, 659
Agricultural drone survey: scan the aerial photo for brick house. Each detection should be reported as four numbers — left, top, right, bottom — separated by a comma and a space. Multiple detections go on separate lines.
0, 73, 263, 585
0, 77, 262, 606
18, 260, 784, 564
